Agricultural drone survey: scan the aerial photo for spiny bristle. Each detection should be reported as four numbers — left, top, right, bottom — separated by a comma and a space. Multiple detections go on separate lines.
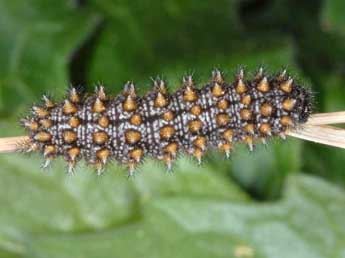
21, 118, 39, 131
22, 68, 312, 175
32, 106, 49, 118
63, 100, 78, 115
123, 81, 136, 97
212, 69, 224, 84
152, 78, 168, 94
255, 67, 264, 80
42, 95, 55, 108
237, 68, 245, 80
95, 85, 107, 101
182, 75, 194, 87
93, 98, 106, 113
69, 87, 80, 103
277, 69, 287, 81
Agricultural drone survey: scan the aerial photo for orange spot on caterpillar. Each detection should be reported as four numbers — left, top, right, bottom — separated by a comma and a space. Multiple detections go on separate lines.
260, 103, 273, 117
211, 82, 224, 97
190, 105, 202, 116
216, 113, 231, 127
188, 119, 203, 133
130, 114, 142, 126
98, 116, 110, 128
217, 99, 229, 110
93, 131, 109, 145
68, 117, 80, 128
34, 131, 52, 142
125, 129, 141, 144
93, 98, 106, 113
63, 130, 77, 144
160, 126, 175, 140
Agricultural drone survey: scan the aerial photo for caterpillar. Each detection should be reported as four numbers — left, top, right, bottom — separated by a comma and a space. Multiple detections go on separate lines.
20, 68, 312, 175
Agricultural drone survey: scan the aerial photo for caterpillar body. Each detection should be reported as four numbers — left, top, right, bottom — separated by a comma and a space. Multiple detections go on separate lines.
21, 68, 312, 175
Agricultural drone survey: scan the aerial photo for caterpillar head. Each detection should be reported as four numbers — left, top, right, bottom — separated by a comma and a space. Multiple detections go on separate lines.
293, 85, 313, 123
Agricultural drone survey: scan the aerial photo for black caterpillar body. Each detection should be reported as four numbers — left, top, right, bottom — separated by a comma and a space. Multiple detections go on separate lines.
21, 68, 312, 175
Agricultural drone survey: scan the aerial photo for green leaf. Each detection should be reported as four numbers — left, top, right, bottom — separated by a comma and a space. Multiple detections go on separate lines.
20, 175, 345, 258
133, 157, 249, 202
230, 138, 302, 199
303, 75, 345, 187
87, 0, 241, 88
0, 1, 99, 117
321, 0, 345, 35
0, 142, 247, 256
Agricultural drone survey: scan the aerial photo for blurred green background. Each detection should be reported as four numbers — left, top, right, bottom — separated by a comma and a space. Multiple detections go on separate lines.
0, 0, 345, 257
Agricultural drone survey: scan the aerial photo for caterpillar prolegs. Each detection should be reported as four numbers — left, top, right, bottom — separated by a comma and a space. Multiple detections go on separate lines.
21, 68, 312, 175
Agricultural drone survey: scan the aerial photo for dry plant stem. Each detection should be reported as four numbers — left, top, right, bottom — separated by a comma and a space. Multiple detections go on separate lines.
0, 136, 30, 153
285, 111, 345, 149
0, 111, 345, 153
287, 125, 345, 149
305, 111, 345, 125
